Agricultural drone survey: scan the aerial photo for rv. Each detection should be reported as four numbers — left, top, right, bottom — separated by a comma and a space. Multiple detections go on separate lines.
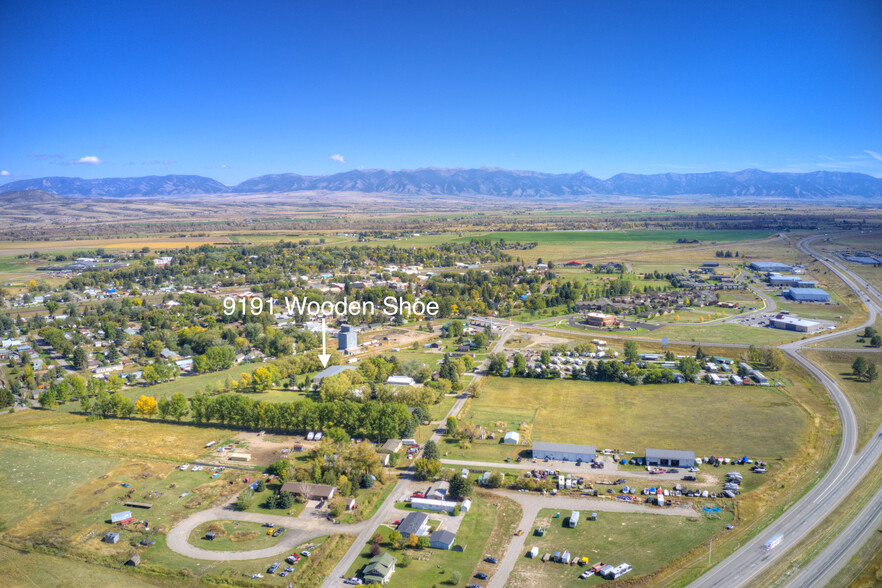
764, 534, 784, 551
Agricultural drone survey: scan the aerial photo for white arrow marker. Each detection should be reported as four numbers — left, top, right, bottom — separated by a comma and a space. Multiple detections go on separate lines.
318, 317, 331, 368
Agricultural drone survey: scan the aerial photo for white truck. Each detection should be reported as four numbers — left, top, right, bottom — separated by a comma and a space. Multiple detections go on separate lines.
763, 534, 784, 550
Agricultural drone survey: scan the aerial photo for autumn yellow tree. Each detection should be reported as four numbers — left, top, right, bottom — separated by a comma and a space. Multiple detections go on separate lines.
135, 395, 158, 418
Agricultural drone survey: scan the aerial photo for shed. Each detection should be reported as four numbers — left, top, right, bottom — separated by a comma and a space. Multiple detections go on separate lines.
460, 498, 471, 513
228, 452, 251, 462
125, 554, 141, 566
429, 529, 456, 550
103, 532, 120, 544
503, 431, 520, 445
529, 546, 539, 558
111, 510, 133, 523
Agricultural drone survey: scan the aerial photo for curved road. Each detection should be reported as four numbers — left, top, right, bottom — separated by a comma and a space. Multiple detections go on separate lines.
686, 234, 882, 588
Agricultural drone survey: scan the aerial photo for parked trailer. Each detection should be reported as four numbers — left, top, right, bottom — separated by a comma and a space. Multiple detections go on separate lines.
764, 534, 784, 550
610, 563, 632, 579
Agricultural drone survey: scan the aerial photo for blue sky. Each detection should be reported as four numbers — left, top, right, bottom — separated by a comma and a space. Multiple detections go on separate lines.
2, 1, 881, 184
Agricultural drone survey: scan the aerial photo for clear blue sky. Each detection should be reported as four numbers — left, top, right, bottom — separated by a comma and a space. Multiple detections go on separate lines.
2, 1, 881, 184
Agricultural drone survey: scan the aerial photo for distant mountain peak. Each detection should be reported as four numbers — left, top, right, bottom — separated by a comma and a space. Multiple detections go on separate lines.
1, 167, 880, 199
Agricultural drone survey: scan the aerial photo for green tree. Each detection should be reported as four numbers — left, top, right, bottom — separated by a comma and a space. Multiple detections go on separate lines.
423, 439, 440, 461
233, 489, 254, 511
695, 346, 705, 360
512, 353, 527, 376
449, 475, 473, 500
38, 388, 56, 409
446, 416, 458, 437
623, 340, 639, 363
413, 458, 441, 481
852, 356, 868, 379
866, 363, 878, 382
72, 346, 89, 370
451, 570, 462, 585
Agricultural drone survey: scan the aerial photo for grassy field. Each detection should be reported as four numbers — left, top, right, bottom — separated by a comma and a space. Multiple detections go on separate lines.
0, 410, 233, 461
452, 376, 809, 461
638, 323, 800, 345
507, 508, 733, 588
802, 350, 882, 449
189, 520, 283, 551
345, 492, 520, 585
0, 441, 121, 528
812, 316, 882, 350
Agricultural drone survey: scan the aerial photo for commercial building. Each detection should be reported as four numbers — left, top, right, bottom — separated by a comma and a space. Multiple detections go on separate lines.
645, 448, 695, 468
785, 287, 831, 303
750, 262, 793, 272
532, 442, 596, 462
584, 312, 617, 327
337, 324, 358, 352
769, 315, 821, 333
768, 273, 816, 288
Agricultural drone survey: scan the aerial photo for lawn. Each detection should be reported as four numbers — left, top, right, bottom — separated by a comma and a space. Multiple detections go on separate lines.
802, 350, 882, 449
454, 376, 809, 460
0, 441, 121, 528
0, 409, 233, 461
429, 394, 457, 421
812, 316, 882, 350
640, 323, 801, 345
190, 520, 283, 551
345, 492, 520, 585
338, 481, 397, 524
507, 508, 733, 588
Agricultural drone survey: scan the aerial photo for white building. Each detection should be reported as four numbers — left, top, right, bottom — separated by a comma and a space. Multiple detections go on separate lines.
503, 431, 520, 445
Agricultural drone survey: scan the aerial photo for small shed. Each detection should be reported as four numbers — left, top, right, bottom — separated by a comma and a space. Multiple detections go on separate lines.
529, 546, 539, 558
503, 431, 520, 445
103, 532, 120, 544
205, 532, 216, 541
460, 498, 472, 513
228, 452, 251, 462
125, 554, 141, 566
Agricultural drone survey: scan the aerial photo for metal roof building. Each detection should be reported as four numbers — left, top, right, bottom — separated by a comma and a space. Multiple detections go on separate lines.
645, 448, 695, 468
311, 365, 357, 386
532, 441, 596, 462
770, 315, 821, 333
750, 262, 793, 272
785, 287, 831, 302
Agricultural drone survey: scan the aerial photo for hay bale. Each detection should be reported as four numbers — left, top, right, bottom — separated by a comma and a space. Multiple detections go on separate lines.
206, 523, 227, 537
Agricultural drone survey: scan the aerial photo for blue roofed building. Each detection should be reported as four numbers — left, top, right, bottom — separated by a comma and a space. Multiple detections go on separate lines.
785, 287, 831, 302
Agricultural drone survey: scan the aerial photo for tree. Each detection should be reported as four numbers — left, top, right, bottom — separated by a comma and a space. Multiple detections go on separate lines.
446, 416, 458, 436
414, 458, 441, 481
852, 356, 869, 379
135, 395, 158, 418
540, 349, 551, 365
423, 439, 440, 461
871, 334, 882, 348
255, 480, 267, 492
512, 353, 527, 376
170, 392, 189, 420
695, 346, 705, 360
451, 570, 462, 585
72, 346, 89, 370
486, 471, 504, 488
764, 348, 785, 371
449, 475, 473, 500
623, 340, 639, 363
866, 363, 878, 382
38, 388, 56, 409
488, 352, 507, 376
142, 365, 160, 384
267, 459, 294, 481
678, 357, 700, 380
233, 489, 254, 511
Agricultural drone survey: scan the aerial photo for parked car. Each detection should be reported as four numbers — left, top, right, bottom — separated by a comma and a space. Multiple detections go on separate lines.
484, 556, 498, 564
475, 572, 488, 579
267, 562, 280, 574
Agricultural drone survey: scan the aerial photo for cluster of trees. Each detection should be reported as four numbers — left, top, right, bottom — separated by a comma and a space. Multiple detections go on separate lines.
859, 326, 882, 348
714, 250, 739, 257
851, 357, 879, 382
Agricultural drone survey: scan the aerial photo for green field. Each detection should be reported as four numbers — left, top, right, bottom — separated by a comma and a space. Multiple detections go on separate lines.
802, 350, 882, 449
639, 323, 800, 345
454, 376, 809, 460
508, 508, 733, 588
0, 441, 121, 528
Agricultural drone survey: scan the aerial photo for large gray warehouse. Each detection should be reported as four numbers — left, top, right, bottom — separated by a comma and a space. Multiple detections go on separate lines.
532, 442, 596, 462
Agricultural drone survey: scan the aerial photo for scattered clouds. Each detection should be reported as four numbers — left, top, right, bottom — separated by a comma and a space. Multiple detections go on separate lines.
220, 164, 229, 169
866, 150, 882, 162
329, 153, 345, 163
28, 153, 64, 160
0, 170, 9, 176
69, 155, 104, 165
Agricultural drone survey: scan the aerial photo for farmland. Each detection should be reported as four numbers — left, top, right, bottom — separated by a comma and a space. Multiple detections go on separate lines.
508, 508, 733, 588
451, 376, 810, 460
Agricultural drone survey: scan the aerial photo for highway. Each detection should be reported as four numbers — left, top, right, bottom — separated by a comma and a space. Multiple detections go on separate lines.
687, 234, 882, 588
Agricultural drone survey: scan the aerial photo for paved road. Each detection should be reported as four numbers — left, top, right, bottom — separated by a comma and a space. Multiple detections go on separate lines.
687, 234, 882, 588
486, 490, 696, 588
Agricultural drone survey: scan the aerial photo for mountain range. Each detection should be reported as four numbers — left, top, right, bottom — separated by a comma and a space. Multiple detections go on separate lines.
2, 168, 882, 199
